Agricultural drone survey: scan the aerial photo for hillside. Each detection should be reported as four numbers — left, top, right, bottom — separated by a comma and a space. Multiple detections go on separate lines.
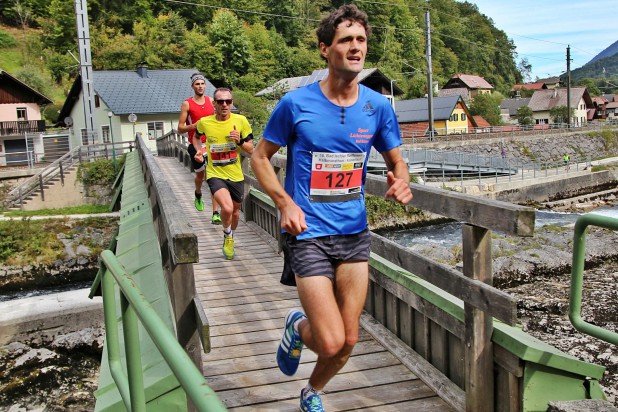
566, 39, 618, 88
589, 39, 618, 65
0, 0, 524, 112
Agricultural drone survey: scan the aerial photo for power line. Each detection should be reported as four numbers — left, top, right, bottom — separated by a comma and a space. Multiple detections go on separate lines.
162, 0, 570, 66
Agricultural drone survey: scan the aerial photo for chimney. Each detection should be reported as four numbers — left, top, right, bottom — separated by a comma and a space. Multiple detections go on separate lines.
552, 89, 557, 99
137, 62, 148, 78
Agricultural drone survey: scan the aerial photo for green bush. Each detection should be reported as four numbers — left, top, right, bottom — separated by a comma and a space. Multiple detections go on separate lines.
0, 219, 64, 265
0, 30, 17, 49
77, 156, 125, 186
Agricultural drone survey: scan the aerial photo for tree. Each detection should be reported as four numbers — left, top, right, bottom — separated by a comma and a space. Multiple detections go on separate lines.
549, 105, 574, 125
469, 92, 502, 125
577, 78, 601, 97
515, 106, 534, 126
208, 10, 252, 86
517, 57, 532, 83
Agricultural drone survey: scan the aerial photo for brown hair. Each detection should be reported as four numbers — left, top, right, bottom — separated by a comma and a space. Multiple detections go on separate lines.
213, 87, 233, 99
316, 4, 371, 47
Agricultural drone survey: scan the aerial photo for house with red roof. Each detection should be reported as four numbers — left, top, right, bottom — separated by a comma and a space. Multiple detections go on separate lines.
511, 82, 548, 97
439, 73, 493, 104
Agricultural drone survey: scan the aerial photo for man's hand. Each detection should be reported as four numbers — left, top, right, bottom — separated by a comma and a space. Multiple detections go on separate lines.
279, 201, 307, 236
385, 171, 413, 204
229, 125, 240, 144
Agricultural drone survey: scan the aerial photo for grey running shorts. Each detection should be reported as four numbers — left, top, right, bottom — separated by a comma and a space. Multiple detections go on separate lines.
280, 228, 371, 286
207, 177, 244, 203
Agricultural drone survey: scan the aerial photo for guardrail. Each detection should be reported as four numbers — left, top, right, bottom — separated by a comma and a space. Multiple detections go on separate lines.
570, 213, 618, 346
96, 250, 226, 412
92, 141, 222, 411
5, 141, 133, 209
403, 122, 615, 145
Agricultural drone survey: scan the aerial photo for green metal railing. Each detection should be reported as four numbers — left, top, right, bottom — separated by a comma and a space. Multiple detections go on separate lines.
570, 213, 618, 346
96, 250, 227, 412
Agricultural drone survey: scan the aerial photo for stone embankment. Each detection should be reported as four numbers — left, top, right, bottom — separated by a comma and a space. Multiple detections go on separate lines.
0, 216, 116, 411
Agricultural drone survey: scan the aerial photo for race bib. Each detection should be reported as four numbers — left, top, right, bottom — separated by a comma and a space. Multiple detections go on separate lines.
309, 152, 365, 203
210, 142, 237, 166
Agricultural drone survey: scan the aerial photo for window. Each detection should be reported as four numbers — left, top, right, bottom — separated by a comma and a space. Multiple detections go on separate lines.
81, 129, 89, 145
101, 125, 110, 143
461, 113, 467, 121
16, 107, 27, 121
452, 113, 459, 121
95, 95, 100, 108
147, 122, 164, 140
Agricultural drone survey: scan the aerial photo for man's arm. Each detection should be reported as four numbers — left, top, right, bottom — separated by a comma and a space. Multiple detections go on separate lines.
251, 139, 307, 236
177, 100, 194, 135
238, 136, 254, 155
381, 147, 413, 204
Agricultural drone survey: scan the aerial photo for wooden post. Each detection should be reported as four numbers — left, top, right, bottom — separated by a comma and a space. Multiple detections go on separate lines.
59, 162, 64, 186
462, 224, 494, 412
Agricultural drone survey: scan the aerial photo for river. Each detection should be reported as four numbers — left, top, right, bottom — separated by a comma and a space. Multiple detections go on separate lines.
380, 205, 618, 249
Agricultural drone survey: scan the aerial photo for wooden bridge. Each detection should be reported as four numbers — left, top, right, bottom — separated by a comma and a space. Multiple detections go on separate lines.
91, 135, 608, 412
154, 153, 453, 411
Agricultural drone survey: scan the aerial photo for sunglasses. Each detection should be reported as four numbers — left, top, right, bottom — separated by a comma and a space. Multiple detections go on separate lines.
215, 99, 233, 105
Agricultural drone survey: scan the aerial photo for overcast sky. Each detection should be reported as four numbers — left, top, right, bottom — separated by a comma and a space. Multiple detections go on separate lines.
457, 1, 618, 81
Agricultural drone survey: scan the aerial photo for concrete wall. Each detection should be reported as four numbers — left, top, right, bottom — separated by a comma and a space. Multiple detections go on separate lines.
489, 170, 616, 204
19, 167, 112, 211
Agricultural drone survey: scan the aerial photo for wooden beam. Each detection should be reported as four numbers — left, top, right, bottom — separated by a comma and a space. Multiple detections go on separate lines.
364, 174, 535, 237
371, 232, 517, 325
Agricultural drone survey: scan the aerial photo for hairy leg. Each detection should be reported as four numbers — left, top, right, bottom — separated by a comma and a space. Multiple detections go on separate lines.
296, 261, 369, 390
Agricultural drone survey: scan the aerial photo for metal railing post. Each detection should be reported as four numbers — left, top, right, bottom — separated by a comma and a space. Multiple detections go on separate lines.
39, 175, 44, 201
121, 294, 146, 412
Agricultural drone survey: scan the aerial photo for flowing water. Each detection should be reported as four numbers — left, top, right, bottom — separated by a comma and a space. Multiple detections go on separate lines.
380, 205, 618, 249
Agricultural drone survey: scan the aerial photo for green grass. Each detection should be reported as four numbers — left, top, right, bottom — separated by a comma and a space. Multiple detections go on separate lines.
3, 204, 112, 217
0, 49, 22, 73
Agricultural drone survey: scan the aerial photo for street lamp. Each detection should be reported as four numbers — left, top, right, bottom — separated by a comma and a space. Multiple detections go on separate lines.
107, 111, 117, 173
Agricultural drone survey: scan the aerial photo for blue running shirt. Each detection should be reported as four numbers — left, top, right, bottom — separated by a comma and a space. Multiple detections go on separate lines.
262, 82, 402, 240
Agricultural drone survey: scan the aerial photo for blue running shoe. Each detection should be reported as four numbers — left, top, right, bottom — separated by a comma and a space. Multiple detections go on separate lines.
277, 309, 306, 376
300, 387, 325, 412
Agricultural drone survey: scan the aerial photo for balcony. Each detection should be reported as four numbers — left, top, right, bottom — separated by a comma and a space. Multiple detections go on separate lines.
0, 120, 47, 137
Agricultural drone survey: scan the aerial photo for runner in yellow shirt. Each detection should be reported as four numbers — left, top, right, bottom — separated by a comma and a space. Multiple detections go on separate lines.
195, 87, 254, 259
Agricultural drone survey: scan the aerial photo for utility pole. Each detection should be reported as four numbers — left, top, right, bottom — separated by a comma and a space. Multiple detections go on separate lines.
425, 8, 435, 140
566, 45, 571, 129
74, 0, 97, 144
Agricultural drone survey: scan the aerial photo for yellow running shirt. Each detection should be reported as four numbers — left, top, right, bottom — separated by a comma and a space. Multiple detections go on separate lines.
196, 113, 252, 182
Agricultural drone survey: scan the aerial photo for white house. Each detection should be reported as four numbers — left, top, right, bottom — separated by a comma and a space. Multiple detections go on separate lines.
527, 87, 592, 126
57, 64, 216, 152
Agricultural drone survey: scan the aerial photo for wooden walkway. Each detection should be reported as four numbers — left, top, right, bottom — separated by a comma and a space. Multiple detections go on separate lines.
155, 156, 453, 411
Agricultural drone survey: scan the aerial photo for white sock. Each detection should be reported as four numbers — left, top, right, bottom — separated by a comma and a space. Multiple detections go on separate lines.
223, 226, 232, 236
302, 384, 319, 400
293, 317, 303, 335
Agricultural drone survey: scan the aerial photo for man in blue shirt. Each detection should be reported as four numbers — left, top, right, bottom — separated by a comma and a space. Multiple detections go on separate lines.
251, 4, 412, 411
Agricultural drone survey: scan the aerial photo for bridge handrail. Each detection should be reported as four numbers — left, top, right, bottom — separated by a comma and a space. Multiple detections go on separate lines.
136, 135, 209, 367
98, 250, 227, 412
570, 213, 618, 345
5, 141, 133, 209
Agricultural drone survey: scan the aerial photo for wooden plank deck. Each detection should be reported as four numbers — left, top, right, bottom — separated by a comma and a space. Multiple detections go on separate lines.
155, 156, 453, 411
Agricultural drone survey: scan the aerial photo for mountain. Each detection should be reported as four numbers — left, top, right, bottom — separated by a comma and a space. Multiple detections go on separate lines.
565, 40, 618, 84
588, 40, 618, 65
